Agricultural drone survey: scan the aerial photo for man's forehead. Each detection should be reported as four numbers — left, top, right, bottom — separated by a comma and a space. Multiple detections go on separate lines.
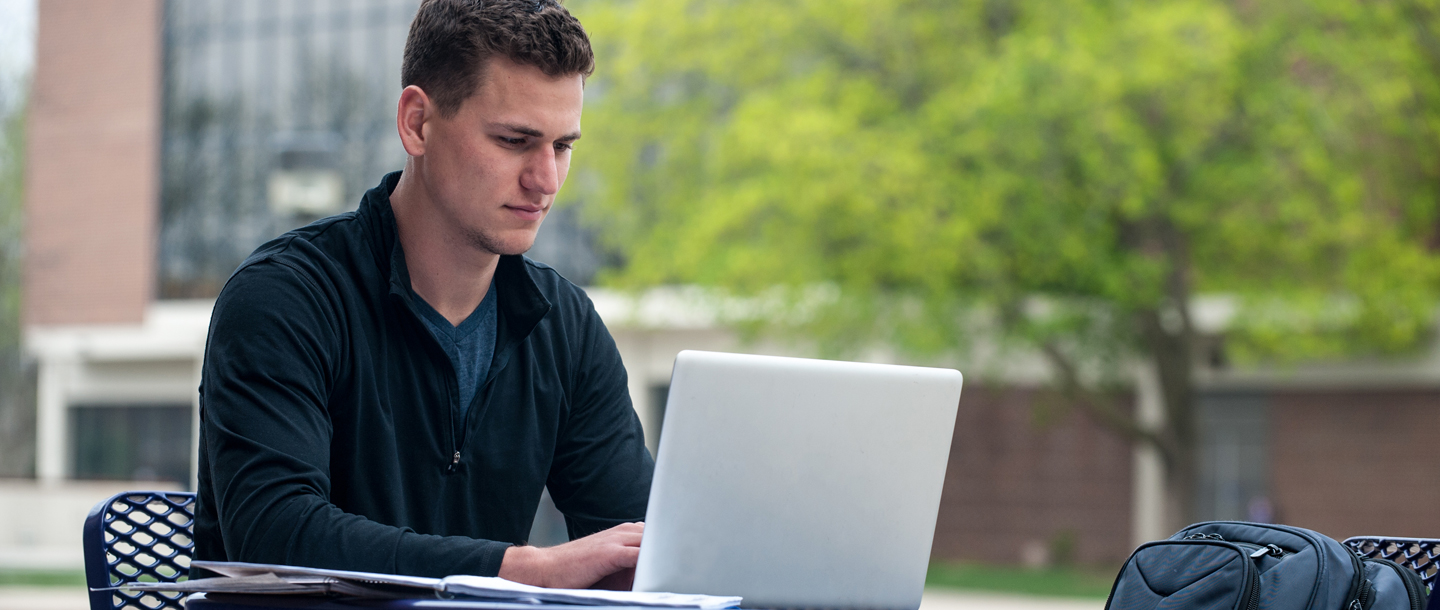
473, 58, 583, 103
463, 60, 584, 132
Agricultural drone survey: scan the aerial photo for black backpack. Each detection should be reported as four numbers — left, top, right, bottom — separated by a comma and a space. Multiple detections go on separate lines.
1105, 521, 1427, 610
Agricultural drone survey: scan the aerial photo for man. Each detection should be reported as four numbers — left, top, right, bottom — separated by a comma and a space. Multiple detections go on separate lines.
195, 0, 652, 589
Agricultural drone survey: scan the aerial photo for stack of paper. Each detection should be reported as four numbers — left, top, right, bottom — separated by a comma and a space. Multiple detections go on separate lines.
116, 561, 742, 609
440, 575, 739, 608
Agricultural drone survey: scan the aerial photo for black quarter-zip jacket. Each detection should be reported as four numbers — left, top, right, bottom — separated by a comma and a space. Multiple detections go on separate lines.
194, 172, 654, 578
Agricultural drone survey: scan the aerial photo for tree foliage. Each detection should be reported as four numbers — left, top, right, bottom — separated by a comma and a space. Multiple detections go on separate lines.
569, 0, 1440, 524
0, 74, 33, 477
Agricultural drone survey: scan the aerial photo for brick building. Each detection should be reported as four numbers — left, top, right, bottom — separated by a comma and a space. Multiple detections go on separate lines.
9, 0, 1440, 572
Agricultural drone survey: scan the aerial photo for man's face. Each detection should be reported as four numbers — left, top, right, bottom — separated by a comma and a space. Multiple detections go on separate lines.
420, 57, 584, 256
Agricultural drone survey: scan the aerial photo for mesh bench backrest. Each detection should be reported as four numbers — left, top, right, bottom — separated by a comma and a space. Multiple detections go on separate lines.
1344, 536, 1440, 594
82, 491, 196, 610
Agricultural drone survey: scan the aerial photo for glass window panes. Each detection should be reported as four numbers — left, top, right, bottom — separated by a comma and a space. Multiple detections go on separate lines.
159, 0, 419, 298
159, 0, 606, 297
70, 404, 193, 486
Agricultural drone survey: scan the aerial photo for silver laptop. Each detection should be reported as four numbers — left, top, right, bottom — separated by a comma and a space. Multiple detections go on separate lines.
632, 350, 963, 610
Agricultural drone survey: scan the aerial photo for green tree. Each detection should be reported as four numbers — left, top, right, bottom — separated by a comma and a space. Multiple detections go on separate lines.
569, 0, 1440, 528
0, 74, 32, 478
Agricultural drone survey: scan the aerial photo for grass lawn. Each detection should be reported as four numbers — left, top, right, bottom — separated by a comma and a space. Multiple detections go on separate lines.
0, 569, 87, 587
925, 562, 1118, 599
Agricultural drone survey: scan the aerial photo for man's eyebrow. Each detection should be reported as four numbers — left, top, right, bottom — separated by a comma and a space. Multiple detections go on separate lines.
493, 122, 581, 141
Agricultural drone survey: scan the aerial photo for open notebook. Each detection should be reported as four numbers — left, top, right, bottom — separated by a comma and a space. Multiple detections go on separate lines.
116, 561, 741, 609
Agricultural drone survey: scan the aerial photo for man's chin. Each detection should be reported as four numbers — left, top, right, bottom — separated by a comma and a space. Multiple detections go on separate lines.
467, 230, 538, 257
497, 234, 539, 257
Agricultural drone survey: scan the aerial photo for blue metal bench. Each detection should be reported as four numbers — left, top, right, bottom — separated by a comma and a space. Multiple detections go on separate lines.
1344, 536, 1440, 594
82, 491, 196, 610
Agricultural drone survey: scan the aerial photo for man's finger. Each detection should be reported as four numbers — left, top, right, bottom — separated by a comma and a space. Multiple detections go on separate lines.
611, 531, 643, 546
609, 545, 641, 566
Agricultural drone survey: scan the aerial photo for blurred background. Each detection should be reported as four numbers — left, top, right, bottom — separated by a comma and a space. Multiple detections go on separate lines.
3, 0, 1440, 607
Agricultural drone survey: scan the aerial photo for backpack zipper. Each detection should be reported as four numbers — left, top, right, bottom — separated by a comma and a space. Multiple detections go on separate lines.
1243, 560, 1261, 610
1236, 542, 1263, 610
1357, 576, 1374, 610
1345, 548, 1366, 610
1249, 544, 1286, 558
1231, 542, 1288, 560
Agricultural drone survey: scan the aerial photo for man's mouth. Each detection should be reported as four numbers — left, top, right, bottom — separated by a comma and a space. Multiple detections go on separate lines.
505, 205, 547, 222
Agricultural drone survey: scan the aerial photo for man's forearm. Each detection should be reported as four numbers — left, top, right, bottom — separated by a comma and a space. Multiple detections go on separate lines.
210, 473, 513, 577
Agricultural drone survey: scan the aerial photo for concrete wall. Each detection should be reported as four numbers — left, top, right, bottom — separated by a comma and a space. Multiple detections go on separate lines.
0, 480, 181, 570
23, 0, 163, 327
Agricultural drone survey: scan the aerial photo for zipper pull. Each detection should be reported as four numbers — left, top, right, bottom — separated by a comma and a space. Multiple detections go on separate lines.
1250, 544, 1287, 559
447, 451, 461, 473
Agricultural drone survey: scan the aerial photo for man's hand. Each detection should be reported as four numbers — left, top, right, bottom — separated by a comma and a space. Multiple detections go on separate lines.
498, 522, 644, 589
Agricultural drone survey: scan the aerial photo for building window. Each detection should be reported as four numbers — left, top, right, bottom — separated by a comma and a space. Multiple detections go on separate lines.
157, 0, 605, 298
1196, 392, 1271, 522
158, 0, 420, 298
70, 405, 193, 486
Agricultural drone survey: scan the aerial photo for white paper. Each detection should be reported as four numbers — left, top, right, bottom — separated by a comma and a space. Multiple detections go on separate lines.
441, 576, 742, 609
183, 561, 742, 608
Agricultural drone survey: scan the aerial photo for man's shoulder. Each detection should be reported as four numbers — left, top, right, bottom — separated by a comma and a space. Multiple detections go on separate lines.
225, 211, 376, 295
206, 212, 381, 354
240, 210, 366, 269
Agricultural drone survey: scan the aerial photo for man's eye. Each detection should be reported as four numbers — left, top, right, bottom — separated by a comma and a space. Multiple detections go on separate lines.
499, 136, 526, 146
555, 142, 574, 152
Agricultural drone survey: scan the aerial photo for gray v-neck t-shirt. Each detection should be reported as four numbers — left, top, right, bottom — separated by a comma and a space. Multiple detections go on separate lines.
413, 282, 498, 419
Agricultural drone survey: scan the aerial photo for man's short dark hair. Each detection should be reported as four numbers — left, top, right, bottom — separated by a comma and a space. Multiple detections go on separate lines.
402, 0, 595, 118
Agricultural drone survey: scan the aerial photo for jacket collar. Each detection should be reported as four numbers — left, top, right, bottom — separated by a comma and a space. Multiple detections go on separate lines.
360, 172, 552, 359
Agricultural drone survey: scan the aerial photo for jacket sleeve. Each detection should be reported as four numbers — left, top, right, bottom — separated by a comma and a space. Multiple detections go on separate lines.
199, 261, 512, 577
545, 291, 656, 540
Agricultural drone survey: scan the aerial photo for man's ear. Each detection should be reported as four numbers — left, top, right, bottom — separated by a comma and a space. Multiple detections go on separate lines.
397, 85, 432, 157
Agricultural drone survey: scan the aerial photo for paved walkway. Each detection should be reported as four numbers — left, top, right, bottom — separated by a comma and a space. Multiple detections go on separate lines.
0, 587, 1106, 610
921, 589, 1103, 610
0, 586, 89, 610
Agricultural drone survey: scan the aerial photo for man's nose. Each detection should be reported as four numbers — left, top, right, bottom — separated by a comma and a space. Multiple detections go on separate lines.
520, 148, 560, 195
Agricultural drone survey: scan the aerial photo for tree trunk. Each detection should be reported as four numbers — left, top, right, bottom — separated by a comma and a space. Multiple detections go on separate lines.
1141, 217, 1199, 532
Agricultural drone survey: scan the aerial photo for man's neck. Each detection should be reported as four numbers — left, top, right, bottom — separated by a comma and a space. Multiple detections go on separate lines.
390, 170, 499, 326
